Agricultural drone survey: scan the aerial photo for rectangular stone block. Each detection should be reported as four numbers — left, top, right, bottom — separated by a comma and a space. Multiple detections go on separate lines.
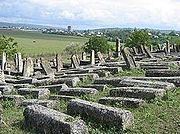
40, 84, 68, 93
49, 95, 76, 101
18, 88, 50, 99
59, 88, 98, 96
145, 69, 180, 77
0, 85, 14, 95
110, 87, 166, 100
67, 99, 134, 130
119, 79, 175, 90
81, 84, 107, 91
99, 97, 145, 108
22, 99, 57, 109
0, 95, 25, 105
24, 105, 89, 134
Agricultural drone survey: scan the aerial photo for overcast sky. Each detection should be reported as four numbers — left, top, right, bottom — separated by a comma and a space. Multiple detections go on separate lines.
0, 0, 180, 30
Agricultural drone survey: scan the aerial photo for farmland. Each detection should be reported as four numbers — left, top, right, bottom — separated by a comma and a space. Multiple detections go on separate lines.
0, 29, 88, 56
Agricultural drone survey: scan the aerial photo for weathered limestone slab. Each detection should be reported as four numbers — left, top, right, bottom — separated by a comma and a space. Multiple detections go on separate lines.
67, 99, 134, 130
145, 69, 180, 77
18, 88, 50, 99
15, 53, 23, 72
32, 77, 80, 87
116, 38, 121, 57
0, 95, 25, 105
94, 78, 123, 87
55, 54, 63, 72
40, 84, 68, 93
0, 85, 14, 95
22, 99, 57, 108
130, 76, 180, 87
59, 73, 99, 80
140, 65, 169, 70
110, 87, 166, 100
13, 84, 34, 89
119, 79, 175, 90
59, 88, 98, 96
99, 97, 145, 108
40, 60, 54, 76
97, 52, 105, 64
24, 105, 89, 134
23, 58, 34, 77
49, 95, 76, 101
90, 50, 95, 65
0, 52, 6, 70
71, 55, 80, 69
121, 47, 137, 69
82, 52, 87, 60
81, 84, 107, 91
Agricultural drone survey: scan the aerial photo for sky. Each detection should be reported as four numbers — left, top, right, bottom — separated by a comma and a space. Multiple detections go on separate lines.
0, 0, 180, 30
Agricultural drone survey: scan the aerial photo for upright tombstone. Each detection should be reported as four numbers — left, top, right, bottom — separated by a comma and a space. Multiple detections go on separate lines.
121, 47, 137, 69
23, 58, 34, 77
132, 47, 138, 55
15, 53, 23, 72
97, 52, 105, 64
0, 52, 6, 71
150, 45, 153, 52
0, 70, 5, 82
71, 55, 80, 68
157, 44, 161, 51
55, 54, 63, 72
82, 52, 86, 60
35, 59, 41, 67
90, 50, 95, 65
107, 49, 113, 60
75, 54, 80, 65
116, 38, 121, 57
166, 40, 170, 54
41, 60, 54, 76
172, 44, 177, 52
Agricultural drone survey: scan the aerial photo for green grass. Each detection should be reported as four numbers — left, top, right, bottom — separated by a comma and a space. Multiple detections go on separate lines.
0, 29, 88, 56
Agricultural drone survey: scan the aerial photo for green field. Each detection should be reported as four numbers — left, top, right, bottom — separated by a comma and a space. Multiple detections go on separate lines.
0, 29, 88, 56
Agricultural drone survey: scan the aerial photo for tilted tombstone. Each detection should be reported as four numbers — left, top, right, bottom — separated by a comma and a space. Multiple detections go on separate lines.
121, 47, 137, 69
90, 50, 95, 65
172, 44, 177, 52
55, 54, 63, 72
115, 38, 121, 57
140, 45, 146, 54
132, 47, 138, 55
40, 60, 54, 76
82, 52, 86, 60
143, 46, 154, 58
15, 53, 23, 72
97, 52, 105, 64
71, 55, 80, 68
23, 58, 34, 77
75, 54, 80, 64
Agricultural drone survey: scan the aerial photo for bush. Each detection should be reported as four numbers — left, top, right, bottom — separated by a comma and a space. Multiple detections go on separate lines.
84, 36, 112, 53
0, 35, 20, 58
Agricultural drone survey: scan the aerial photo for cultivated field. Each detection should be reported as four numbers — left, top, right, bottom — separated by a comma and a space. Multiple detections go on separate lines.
0, 29, 88, 56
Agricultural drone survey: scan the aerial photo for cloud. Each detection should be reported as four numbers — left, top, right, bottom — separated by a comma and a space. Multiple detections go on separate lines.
0, 0, 180, 29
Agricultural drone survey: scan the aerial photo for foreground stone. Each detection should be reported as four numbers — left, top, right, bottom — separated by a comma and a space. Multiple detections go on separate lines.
22, 99, 57, 109
0, 85, 14, 95
24, 105, 89, 134
49, 95, 76, 101
59, 88, 98, 96
94, 78, 123, 87
40, 84, 68, 93
67, 99, 134, 130
99, 97, 145, 108
81, 84, 107, 91
119, 79, 175, 90
0, 95, 25, 105
18, 88, 50, 99
110, 87, 166, 100
145, 69, 180, 77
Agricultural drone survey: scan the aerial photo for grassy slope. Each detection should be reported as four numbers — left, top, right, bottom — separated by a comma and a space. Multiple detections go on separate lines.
0, 29, 88, 56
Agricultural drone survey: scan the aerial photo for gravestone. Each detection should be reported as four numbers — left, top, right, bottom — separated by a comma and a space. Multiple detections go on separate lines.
0, 52, 6, 71
15, 53, 23, 72
55, 54, 63, 72
0, 71, 5, 82
166, 40, 170, 54
150, 45, 153, 52
40, 60, 54, 76
116, 38, 121, 57
90, 50, 95, 65
121, 47, 137, 69
132, 47, 138, 55
82, 52, 86, 60
23, 58, 34, 77
143, 46, 154, 58
76, 54, 80, 64
107, 49, 113, 60
97, 52, 105, 64
71, 55, 80, 68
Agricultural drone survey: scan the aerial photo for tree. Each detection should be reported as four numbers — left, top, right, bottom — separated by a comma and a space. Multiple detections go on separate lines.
84, 36, 112, 53
0, 35, 19, 58
125, 29, 152, 48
